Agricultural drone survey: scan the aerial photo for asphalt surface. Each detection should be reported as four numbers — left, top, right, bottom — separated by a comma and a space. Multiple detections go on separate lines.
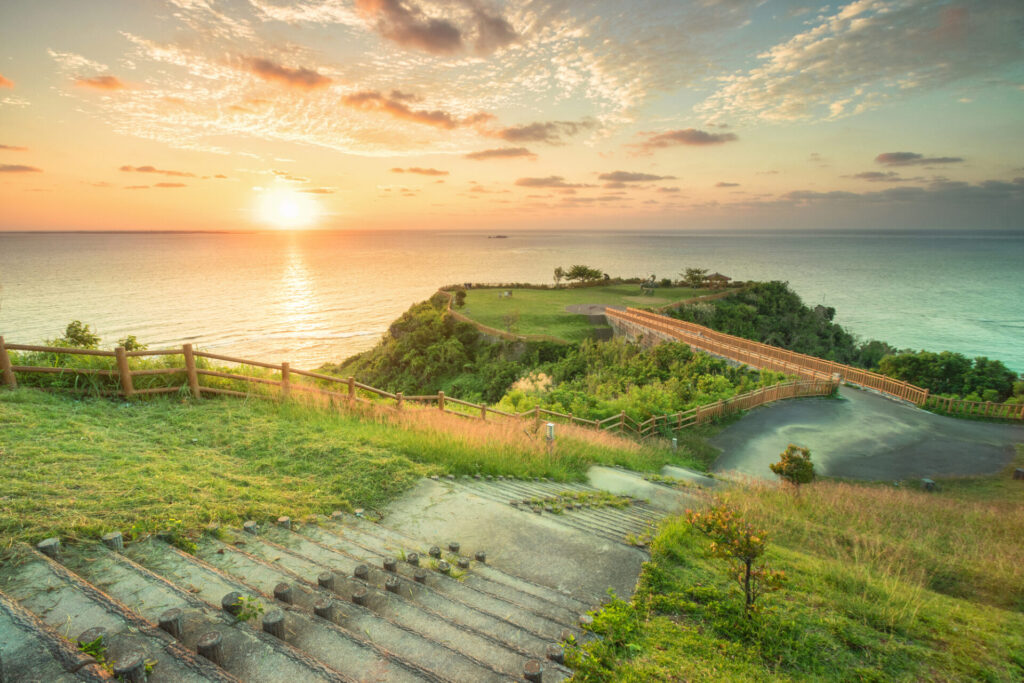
711, 386, 1024, 481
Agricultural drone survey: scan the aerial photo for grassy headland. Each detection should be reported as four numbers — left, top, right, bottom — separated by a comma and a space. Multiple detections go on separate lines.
458, 283, 707, 342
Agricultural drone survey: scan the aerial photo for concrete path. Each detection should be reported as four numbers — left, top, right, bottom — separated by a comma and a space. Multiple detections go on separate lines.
711, 386, 1024, 481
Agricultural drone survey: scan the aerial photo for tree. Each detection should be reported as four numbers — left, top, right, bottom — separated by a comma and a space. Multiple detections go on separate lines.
553, 266, 565, 288
566, 265, 604, 282
54, 321, 100, 349
770, 444, 815, 490
452, 288, 467, 309
681, 267, 708, 289
686, 504, 785, 614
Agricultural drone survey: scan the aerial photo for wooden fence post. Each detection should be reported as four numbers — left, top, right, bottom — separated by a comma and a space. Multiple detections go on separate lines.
348, 376, 355, 401
0, 336, 16, 389
396, 392, 403, 410
533, 407, 541, 431
480, 405, 487, 420
281, 362, 291, 399
183, 344, 201, 399
114, 347, 134, 398
438, 391, 445, 411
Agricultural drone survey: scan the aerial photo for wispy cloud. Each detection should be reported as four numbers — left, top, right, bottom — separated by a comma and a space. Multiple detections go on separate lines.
300, 187, 334, 194
0, 144, 28, 151
74, 75, 127, 91
154, 182, 187, 188
342, 90, 487, 129
875, 152, 964, 166
464, 147, 536, 161
243, 57, 332, 89
847, 171, 915, 182
715, 181, 739, 187
391, 167, 448, 175
120, 165, 196, 177
699, 0, 1024, 122
0, 74, 13, 89
0, 164, 42, 173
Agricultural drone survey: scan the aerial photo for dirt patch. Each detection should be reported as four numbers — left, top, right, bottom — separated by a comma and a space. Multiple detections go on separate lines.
565, 303, 626, 315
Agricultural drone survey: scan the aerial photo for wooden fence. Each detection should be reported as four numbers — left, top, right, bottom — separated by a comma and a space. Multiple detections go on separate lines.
606, 308, 1024, 420
0, 336, 839, 439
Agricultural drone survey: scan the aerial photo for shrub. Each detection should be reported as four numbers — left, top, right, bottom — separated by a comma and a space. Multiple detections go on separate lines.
770, 444, 815, 490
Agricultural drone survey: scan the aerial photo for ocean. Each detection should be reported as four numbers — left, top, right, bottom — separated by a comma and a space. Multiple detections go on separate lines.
1, 229, 1022, 372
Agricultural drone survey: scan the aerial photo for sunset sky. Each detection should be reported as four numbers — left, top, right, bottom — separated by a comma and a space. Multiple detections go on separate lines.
1, 0, 1022, 231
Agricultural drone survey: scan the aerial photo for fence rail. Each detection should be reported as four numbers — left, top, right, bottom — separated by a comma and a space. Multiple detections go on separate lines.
0, 336, 843, 438
605, 308, 1023, 421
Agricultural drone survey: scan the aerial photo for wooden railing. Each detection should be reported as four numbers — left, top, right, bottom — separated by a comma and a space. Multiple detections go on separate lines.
0, 336, 839, 437
606, 308, 1024, 420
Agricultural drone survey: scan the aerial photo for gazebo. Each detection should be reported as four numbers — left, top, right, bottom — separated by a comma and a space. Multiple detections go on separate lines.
705, 272, 732, 288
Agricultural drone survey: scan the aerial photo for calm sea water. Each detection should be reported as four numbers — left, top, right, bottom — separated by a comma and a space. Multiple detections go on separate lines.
1, 230, 1022, 372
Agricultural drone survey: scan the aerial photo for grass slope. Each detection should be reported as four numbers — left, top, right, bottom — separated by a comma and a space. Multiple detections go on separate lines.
568, 453, 1024, 682
0, 388, 688, 548
459, 285, 707, 341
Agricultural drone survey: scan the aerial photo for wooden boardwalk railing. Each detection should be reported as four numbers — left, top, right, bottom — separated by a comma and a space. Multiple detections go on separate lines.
605, 308, 1024, 420
0, 336, 839, 438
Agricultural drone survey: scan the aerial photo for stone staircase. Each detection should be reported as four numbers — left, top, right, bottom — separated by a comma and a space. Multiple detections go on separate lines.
0, 467, 704, 682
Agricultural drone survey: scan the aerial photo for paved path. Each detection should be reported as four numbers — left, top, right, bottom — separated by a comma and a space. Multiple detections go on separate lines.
712, 386, 1024, 480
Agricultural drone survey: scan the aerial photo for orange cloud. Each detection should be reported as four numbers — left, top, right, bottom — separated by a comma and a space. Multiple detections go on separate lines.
464, 147, 536, 160
0, 74, 13, 89
391, 167, 448, 176
154, 182, 186, 188
0, 164, 42, 173
0, 144, 28, 151
342, 90, 486, 129
244, 57, 332, 89
74, 75, 126, 91
120, 165, 195, 177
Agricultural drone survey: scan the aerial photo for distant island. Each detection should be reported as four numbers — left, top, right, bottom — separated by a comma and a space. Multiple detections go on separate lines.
487, 235, 509, 239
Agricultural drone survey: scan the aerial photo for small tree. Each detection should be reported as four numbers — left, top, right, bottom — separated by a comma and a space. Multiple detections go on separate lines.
553, 266, 565, 288
502, 309, 520, 333
681, 268, 708, 289
54, 321, 101, 349
566, 265, 603, 282
770, 444, 815, 491
687, 504, 785, 614
117, 335, 148, 351
452, 288, 467, 309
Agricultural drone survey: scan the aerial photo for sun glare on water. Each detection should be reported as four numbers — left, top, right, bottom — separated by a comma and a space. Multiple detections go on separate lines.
254, 188, 321, 229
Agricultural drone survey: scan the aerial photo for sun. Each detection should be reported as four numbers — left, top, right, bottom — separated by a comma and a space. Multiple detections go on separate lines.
254, 188, 320, 229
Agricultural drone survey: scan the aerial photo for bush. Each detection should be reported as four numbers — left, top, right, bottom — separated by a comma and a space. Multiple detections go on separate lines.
770, 444, 815, 490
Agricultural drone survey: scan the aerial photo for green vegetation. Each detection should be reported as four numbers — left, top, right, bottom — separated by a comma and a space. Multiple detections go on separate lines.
0, 388, 689, 548
231, 595, 265, 623
567, 454, 1024, 681
496, 337, 789, 423
667, 280, 1022, 407
460, 283, 706, 342
879, 351, 1021, 403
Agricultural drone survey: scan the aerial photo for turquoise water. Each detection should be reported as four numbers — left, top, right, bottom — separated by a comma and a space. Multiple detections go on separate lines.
1, 229, 1021, 371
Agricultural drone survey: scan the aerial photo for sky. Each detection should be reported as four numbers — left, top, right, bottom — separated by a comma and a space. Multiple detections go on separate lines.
1, 0, 1022, 231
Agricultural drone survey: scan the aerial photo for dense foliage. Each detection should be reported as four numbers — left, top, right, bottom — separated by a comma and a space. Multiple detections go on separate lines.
495, 338, 787, 423
667, 281, 1022, 404
879, 350, 1020, 403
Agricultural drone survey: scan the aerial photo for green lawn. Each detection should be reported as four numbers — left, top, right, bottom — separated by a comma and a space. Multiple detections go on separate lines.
0, 388, 688, 548
458, 285, 710, 341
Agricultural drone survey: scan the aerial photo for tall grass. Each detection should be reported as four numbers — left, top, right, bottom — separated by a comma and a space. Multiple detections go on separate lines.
723, 466, 1024, 612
